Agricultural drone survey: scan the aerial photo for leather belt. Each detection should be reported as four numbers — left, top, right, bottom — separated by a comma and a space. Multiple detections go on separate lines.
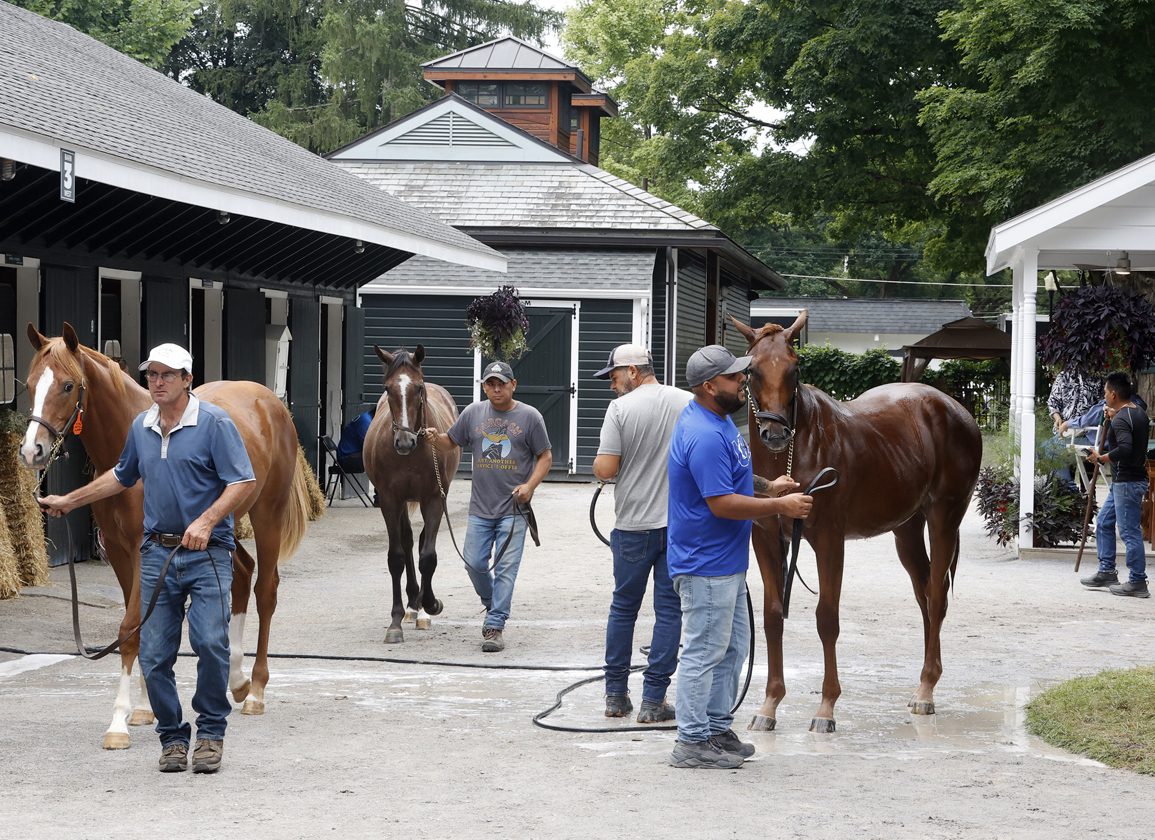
148, 532, 184, 548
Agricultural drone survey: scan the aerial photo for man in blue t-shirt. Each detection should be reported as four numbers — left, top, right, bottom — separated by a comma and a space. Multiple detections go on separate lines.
337, 407, 375, 474
666, 344, 812, 770
39, 343, 254, 775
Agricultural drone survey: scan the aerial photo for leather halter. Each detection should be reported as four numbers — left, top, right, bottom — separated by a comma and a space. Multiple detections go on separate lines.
28, 381, 87, 466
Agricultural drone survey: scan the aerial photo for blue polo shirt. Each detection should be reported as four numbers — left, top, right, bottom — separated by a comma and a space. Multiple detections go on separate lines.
113, 395, 255, 550
667, 400, 754, 577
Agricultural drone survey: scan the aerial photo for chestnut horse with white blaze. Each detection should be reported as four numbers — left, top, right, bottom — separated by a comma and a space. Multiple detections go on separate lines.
363, 345, 459, 643
733, 312, 982, 733
19, 323, 312, 749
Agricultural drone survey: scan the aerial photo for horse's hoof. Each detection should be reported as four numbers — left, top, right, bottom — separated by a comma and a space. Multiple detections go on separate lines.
404, 609, 416, 623
427, 598, 444, 616
231, 679, 251, 704
241, 698, 266, 716
748, 714, 777, 732
809, 717, 836, 733
103, 732, 131, 750
128, 709, 155, 727
909, 700, 936, 716
415, 617, 431, 630
385, 628, 404, 644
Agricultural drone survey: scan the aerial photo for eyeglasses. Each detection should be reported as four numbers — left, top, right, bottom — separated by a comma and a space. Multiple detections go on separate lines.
145, 370, 181, 383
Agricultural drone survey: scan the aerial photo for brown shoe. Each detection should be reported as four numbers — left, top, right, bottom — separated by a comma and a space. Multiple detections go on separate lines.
191, 738, 224, 774
158, 741, 188, 773
481, 627, 504, 652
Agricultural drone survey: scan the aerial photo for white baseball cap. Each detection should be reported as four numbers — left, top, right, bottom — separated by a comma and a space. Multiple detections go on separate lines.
593, 344, 652, 379
139, 343, 193, 373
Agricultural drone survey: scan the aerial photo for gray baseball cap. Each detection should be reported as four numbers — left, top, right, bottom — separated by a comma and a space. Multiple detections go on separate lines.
593, 343, 652, 379
481, 361, 515, 383
685, 344, 751, 387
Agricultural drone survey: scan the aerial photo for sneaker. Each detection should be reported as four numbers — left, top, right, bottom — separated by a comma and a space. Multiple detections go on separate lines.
710, 728, 756, 758
1109, 580, 1150, 598
605, 693, 633, 718
1081, 570, 1120, 588
191, 738, 224, 774
158, 741, 188, 773
668, 739, 743, 769
636, 698, 675, 723
481, 627, 504, 652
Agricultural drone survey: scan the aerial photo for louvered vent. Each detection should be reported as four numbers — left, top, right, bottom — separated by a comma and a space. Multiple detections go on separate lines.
388, 113, 514, 147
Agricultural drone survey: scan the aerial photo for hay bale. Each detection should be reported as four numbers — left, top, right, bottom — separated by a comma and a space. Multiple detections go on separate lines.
234, 513, 253, 541
299, 444, 326, 521
0, 427, 50, 597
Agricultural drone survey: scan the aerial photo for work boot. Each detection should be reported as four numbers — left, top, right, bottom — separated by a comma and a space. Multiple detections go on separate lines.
710, 728, 756, 758
636, 698, 674, 723
668, 739, 743, 769
604, 693, 633, 718
481, 627, 504, 652
191, 738, 224, 774
1109, 580, 1150, 598
1081, 570, 1119, 588
158, 741, 188, 773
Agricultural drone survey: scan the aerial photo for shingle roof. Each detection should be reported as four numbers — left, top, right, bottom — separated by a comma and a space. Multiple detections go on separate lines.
334, 160, 718, 232
0, 1, 500, 269
751, 297, 972, 334
362, 248, 655, 294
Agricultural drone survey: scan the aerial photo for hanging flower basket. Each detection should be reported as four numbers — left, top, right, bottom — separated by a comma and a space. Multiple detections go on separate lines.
1040, 283, 1155, 374
465, 285, 529, 361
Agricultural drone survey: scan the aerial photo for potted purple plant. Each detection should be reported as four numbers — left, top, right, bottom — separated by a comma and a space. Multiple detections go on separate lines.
465, 285, 530, 361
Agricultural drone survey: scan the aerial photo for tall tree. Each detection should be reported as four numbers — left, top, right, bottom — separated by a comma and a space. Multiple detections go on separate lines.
11, 0, 198, 67
164, 0, 561, 154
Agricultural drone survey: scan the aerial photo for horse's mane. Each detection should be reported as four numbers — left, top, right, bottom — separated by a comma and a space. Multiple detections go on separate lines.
39, 340, 128, 397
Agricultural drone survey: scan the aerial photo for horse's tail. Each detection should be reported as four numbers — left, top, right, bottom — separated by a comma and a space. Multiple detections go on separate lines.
277, 447, 315, 561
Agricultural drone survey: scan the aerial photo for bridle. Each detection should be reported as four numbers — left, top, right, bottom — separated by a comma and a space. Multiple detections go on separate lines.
28, 377, 87, 471
747, 383, 799, 476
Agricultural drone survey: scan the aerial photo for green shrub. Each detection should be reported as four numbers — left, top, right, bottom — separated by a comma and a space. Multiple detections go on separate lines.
797, 344, 900, 400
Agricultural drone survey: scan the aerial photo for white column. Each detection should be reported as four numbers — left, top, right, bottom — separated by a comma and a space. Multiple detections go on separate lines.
1009, 262, 1022, 440
1018, 250, 1039, 548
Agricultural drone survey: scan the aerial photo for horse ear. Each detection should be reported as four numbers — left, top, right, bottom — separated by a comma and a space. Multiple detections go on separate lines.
784, 309, 809, 344
374, 345, 394, 367
26, 322, 47, 350
730, 316, 755, 345
62, 322, 80, 352
413, 344, 425, 366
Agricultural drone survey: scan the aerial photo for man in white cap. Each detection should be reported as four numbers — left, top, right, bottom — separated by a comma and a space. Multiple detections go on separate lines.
426, 360, 552, 652
665, 344, 812, 769
39, 343, 254, 774
592, 343, 691, 722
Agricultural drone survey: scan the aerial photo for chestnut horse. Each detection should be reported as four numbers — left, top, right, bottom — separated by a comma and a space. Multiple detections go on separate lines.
733, 312, 982, 733
19, 323, 312, 748
363, 345, 459, 643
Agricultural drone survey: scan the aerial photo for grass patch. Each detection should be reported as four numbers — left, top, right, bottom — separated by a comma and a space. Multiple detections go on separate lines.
1026, 667, 1155, 775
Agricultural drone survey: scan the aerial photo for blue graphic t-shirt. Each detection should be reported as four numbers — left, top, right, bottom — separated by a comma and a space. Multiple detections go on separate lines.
667, 400, 754, 577
447, 400, 551, 519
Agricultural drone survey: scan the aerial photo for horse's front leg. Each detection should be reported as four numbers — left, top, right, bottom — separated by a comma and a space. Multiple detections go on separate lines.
414, 497, 446, 630
750, 521, 786, 731
810, 533, 845, 733
383, 510, 410, 643
227, 544, 255, 705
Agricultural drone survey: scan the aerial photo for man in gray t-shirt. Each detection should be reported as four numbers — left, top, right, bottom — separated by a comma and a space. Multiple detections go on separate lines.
593, 344, 692, 723
427, 361, 552, 652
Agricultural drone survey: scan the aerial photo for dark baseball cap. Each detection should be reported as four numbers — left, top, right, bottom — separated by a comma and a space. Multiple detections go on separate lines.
593, 343, 652, 379
481, 361, 514, 383
685, 345, 751, 387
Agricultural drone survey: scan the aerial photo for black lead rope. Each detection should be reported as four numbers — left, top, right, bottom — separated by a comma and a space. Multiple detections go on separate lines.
589, 481, 611, 547
782, 467, 839, 619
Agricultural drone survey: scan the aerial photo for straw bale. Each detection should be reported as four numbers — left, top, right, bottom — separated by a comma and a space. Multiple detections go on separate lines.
0, 429, 50, 597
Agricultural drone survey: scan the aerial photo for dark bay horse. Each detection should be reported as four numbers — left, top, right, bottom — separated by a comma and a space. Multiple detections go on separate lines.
19, 323, 313, 748
362, 345, 459, 643
733, 312, 982, 733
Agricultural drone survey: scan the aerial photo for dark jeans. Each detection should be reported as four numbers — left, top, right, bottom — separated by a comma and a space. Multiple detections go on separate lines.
604, 527, 681, 703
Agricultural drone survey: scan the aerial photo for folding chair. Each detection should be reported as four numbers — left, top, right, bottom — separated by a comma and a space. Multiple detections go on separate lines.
319, 435, 372, 507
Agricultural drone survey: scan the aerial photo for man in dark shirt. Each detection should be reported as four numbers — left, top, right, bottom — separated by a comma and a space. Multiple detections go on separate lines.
1081, 371, 1151, 598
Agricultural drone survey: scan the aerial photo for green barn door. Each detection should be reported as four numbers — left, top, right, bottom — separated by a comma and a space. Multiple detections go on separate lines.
488, 304, 574, 472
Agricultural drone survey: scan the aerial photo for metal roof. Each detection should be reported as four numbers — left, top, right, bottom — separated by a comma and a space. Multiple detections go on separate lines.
751, 297, 972, 334
422, 36, 575, 72
0, 1, 505, 286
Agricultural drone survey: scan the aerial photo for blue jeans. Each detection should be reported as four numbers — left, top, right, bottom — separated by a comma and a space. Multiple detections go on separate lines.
138, 540, 233, 745
604, 528, 681, 702
463, 515, 527, 630
672, 572, 749, 743
1096, 480, 1149, 582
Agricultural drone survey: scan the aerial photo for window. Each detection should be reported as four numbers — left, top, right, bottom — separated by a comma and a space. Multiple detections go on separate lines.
457, 82, 500, 107
504, 82, 547, 108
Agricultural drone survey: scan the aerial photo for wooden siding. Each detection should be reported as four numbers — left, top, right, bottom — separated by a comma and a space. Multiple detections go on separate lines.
674, 251, 708, 388
651, 248, 669, 383
575, 298, 633, 472
502, 111, 551, 143
721, 267, 752, 360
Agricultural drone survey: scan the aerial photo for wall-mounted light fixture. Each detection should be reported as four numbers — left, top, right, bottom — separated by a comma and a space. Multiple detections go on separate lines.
0, 159, 14, 182
217, 210, 230, 225
1115, 251, 1131, 275
353, 239, 365, 254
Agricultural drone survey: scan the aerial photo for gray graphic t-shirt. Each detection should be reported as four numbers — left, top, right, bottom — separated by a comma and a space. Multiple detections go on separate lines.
448, 400, 552, 519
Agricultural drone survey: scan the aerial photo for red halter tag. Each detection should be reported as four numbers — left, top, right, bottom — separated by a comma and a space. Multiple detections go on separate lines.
72, 415, 83, 435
